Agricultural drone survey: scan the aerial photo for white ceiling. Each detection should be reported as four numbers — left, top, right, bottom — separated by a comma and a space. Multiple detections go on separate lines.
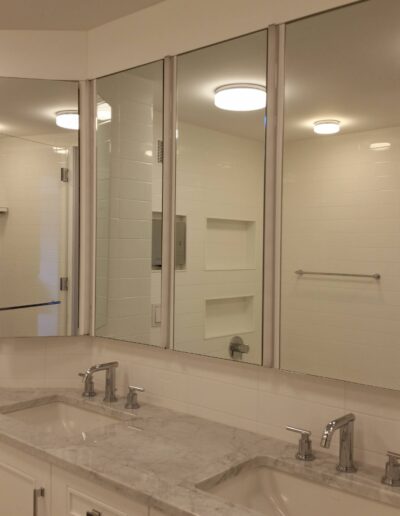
284, 0, 400, 140
176, 30, 267, 142
0, 78, 78, 142
0, 0, 165, 30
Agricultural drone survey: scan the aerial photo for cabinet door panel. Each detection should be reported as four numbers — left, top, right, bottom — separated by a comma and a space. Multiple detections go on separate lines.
0, 460, 35, 516
0, 442, 51, 516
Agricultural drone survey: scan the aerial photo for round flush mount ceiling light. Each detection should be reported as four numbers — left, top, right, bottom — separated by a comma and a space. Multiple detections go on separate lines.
56, 110, 79, 130
369, 142, 391, 151
214, 84, 266, 111
313, 119, 341, 135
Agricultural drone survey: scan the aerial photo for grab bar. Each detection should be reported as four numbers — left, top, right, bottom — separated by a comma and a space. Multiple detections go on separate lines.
0, 301, 61, 312
295, 270, 380, 280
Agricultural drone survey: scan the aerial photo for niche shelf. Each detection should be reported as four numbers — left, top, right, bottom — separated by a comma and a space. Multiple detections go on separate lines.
205, 295, 254, 339
205, 217, 255, 271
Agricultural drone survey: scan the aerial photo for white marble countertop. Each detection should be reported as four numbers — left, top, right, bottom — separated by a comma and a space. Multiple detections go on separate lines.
0, 388, 399, 516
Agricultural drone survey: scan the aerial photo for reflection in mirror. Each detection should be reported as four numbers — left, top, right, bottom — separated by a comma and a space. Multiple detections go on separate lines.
174, 31, 267, 364
95, 61, 164, 345
0, 78, 79, 337
280, 0, 400, 389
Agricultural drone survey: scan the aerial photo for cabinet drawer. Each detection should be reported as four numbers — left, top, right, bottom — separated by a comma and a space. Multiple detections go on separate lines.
52, 466, 148, 516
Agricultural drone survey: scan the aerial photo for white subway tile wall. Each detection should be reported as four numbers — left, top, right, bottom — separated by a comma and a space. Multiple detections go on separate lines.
173, 122, 264, 363
280, 127, 400, 390
96, 66, 163, 345
3, 335, 398, 468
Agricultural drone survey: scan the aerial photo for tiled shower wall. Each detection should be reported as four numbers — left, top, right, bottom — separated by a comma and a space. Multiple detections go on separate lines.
96, 73, 157, 343
2, 335, 400, 469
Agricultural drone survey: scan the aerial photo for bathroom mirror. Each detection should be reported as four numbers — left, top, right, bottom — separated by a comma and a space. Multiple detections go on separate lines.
95, 60, 164, 345
0, 78, 79, 337
173, 30, 267, 364
279, 0, 400, 389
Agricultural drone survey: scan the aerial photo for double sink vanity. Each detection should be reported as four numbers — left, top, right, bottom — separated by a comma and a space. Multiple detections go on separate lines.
0, 362, 399, 516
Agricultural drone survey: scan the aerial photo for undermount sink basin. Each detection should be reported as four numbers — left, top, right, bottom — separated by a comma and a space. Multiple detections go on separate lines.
203, 465, 399, 516
7, 402, 118, 437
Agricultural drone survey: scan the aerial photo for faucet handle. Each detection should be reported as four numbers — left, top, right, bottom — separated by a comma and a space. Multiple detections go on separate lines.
286, 426, 315, 461
78, 372, 96, 397
387, 451, 400, 461
383, 452, 400, 486
128, 385, 144, 393
125, 385, 145, 410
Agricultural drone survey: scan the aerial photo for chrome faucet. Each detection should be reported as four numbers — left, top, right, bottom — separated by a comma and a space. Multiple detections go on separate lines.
320, 413, 357, 472
79, 362, 119, 402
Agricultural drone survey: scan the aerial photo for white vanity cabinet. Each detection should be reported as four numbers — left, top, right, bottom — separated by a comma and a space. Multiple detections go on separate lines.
51, 467, 149, 516
0, 441, 51, 516
0, 442, 150, 516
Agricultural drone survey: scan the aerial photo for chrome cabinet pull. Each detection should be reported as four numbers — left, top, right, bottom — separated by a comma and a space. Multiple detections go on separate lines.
295, 269, 380, 280
33, 487, 45, 516
86, 510, 102, 516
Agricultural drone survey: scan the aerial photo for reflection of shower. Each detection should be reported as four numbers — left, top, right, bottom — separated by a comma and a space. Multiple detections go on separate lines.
0, 137, 78, 337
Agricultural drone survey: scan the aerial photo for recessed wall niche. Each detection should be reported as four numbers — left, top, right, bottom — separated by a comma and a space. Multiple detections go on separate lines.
205, 295, 254, 340
206, 218, 256, 271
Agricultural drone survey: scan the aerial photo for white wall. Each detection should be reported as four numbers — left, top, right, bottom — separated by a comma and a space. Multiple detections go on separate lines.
0, 0, 358, 80
281, 127, 400, 390
0, 31, 87, 80
87, 0, 358, 79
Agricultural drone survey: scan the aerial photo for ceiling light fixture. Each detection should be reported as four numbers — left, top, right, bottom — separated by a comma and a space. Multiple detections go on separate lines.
97, 102, 112, 122
52, 147, 68, 155
214, 84, 266, 111
56, 110, 79, 130
313, 119, 341, 135
369, 142, 391, 151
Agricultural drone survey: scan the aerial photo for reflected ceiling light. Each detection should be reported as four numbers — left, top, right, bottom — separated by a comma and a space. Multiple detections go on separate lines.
53, 146, 68, 155
214, 84, 266, 111
56, 110, 79, 130
145, 150, 153, 157
97, 102, 112, 122
313, 120, 341, 135
369, 142, 391, 151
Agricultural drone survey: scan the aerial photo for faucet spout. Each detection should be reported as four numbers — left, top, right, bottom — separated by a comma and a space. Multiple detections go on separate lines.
79, 361, 119, 402
320, 413, 357, 473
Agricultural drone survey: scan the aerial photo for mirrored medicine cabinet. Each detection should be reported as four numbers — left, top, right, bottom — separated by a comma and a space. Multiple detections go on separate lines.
0, 78, 79, 338
93, 0, 400, 391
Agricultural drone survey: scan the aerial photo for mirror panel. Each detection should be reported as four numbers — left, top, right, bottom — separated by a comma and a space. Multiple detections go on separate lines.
280, 0, 400, 389
0, 78, 79, 337
95, 61, 164, 345
174, 31, 267, 363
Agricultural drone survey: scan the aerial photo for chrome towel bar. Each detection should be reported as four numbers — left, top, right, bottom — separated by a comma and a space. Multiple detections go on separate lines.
295, 270, 380, 280
0, 300, 61, 312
